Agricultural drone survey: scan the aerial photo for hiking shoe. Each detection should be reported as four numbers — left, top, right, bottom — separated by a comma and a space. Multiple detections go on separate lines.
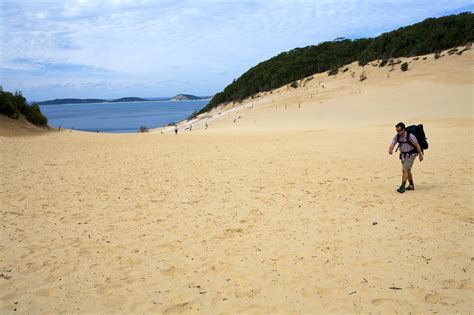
397, 186, 406, 193
406, 186, 414, 191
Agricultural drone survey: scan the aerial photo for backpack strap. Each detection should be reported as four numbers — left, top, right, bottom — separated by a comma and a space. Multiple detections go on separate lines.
397, 132, 411, 144
396, 133, 407, 152
397, 131, 417, 154
406, 131, 419, 154
406, 131, 414, 146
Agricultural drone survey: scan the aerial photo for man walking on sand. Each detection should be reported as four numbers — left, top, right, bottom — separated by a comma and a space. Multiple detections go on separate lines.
389, 122, 423, 193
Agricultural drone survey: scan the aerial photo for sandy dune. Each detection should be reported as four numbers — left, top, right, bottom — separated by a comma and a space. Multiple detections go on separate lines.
0, 115, 50, 137
1, 47, 473, 314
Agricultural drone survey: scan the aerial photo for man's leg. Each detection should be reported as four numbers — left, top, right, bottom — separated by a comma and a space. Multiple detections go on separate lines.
407, 169, 414, 190
402, 168, 409, 185
398, 168, 408, 193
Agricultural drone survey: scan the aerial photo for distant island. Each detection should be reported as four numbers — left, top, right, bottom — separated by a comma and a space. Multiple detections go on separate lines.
38, 94, 210, 105
110, 97, 147, 103
37, 98, 108, 105
170, 94, 203, 101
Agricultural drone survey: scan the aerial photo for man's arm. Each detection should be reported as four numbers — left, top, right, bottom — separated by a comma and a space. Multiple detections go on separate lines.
415, 143, 423, 161
388, 143, 396, 155
389, 135, 398, 155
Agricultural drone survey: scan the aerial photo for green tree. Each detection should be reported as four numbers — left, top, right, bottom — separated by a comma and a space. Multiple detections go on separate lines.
0, 91, 19, 118
0, 89, 48, 126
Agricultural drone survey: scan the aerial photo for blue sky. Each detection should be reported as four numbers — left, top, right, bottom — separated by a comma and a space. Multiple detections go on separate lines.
1, 0, 473, 101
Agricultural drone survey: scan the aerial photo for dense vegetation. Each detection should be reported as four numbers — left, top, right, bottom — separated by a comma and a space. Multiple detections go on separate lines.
0, 87, 48, 126
198, 12, 473, 115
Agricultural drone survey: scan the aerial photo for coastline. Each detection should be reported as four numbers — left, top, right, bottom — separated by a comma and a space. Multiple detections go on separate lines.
37, 97, 212, 106
38, 99, 209, 133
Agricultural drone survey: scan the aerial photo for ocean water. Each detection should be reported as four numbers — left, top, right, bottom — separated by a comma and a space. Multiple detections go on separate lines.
39, 100, 209, 133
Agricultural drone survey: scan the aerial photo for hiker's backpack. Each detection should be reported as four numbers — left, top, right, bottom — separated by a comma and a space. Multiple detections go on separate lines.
397, 124, 429, 153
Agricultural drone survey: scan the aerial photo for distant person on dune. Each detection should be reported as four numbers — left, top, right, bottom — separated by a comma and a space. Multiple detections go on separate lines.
388, 122, 423, 193
174, 126, 178, 135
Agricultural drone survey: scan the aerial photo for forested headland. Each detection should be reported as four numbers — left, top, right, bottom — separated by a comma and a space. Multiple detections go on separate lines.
198, 12, 473, 115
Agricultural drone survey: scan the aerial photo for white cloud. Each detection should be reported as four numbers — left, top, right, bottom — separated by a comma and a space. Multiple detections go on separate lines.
1, 0, 473, 100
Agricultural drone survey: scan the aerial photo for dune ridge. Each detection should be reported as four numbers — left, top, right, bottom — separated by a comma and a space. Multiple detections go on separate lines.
171, 46, 472, 133
0, 115, 50, 137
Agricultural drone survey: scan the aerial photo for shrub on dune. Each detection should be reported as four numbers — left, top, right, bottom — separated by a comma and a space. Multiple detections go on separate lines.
0, 88, 48, 126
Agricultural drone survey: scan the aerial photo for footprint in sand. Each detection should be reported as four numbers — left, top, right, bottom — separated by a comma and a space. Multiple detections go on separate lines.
34, 286, 58, 297
302, 286, 338, 298
248, 209, 263, 216
208, 261, 230, 273
163, 300, 198, 314
371, 298, 403, 306
216, 228, 245, 239
22, 262, 44, 274
234, 287, 262, 298
355, 201, 374, 208
160, 266, 185, 277
425, 292, 453, 305
158, 241, 181, 251
441, 279, 472, 289
240, 209, 263, 224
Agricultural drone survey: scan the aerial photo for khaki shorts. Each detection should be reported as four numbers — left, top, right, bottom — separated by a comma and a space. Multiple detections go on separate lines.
401, 154, 416, 169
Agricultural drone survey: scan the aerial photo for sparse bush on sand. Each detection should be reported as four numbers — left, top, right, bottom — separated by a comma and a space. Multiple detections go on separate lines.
187, 110, 199, 121
456, 43, 472, 55
401, 62, 409, 71
388, 58, 402, 66
138, 126, 149, 133
448, 48, 459, 55
327, 68, 339, 76
359, 72, 367, 81
379, 59, 388, 67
